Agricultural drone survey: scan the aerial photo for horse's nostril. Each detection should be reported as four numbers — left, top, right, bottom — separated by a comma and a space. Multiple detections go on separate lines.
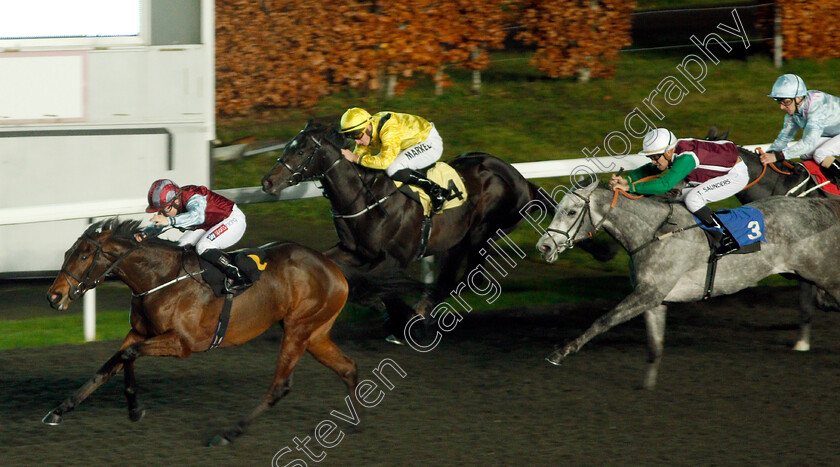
262, 179, 273, 191
539, 244, 549, 253
47, 293, 61, 304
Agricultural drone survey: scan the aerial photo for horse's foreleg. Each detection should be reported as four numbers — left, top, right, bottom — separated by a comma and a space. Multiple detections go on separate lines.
642, 305, 667, 390
417, 239, 470, 315
42, 348, 128, 425
120, 330, 147, 422
210, 334, 308, 447
43, 331, 190, 425
547, 289, 663, 366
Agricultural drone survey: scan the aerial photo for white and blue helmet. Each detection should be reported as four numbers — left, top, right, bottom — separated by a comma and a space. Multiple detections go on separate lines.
768, 74, 807, 99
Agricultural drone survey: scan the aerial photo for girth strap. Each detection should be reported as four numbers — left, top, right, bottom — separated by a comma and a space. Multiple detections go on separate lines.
207, 293, 234, 350
703, 254, 719, 300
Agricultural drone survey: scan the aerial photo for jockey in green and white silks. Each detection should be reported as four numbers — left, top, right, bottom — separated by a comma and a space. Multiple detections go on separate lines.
763, 74, 840, 178
610, 128, 749, 257
338, 107, 452, 212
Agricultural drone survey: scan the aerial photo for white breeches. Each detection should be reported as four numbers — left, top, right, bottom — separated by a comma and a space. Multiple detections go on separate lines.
679, 160, 749, 212
178, 205, 246, 254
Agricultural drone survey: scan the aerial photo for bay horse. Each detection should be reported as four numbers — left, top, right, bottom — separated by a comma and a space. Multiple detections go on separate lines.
536, 182, 840, 389
260, 121, 569, 336
44, 218, 362, 446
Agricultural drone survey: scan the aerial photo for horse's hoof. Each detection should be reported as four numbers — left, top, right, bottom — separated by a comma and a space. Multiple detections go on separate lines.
385, 334, 405, 346
207, 434, 232, 447
42, 411, 62, 426
129, 407, 146, 422
793, 341, 810, 352
545, 353, 564, 366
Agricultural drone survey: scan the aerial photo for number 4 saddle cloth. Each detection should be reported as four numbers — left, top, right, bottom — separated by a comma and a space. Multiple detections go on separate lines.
693, 206, 767, 253
394, 162, 468, 216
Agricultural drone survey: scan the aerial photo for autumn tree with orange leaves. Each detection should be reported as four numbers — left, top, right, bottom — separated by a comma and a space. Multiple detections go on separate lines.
777, 0, 840, 60
215, 0, 636, 116
516, 0, 634, 81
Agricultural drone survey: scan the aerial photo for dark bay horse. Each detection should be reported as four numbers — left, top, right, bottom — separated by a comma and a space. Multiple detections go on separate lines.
44, 219, 361, 446
260, 122, 568, 334
537, 183, 840, 389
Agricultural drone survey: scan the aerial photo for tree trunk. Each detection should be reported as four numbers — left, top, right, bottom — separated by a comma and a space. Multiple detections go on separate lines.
386, 73, 397, 99
471, 47, 482, 95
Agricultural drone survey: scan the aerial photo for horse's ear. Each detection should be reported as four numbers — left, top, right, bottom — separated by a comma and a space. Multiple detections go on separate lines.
303, 119, 314, 131
705, 125, 718, 140
720, 128, 730, 140
579, 176, 599, 195
325, 124, 347, 149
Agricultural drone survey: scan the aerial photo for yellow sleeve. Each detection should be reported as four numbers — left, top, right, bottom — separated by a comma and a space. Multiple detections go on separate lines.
353, 144, 371, 160
358, 125, 401, 170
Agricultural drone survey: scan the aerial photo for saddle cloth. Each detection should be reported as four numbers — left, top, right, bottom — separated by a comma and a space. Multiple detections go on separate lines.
395, 162, 468, 216
693, 206, 767, 248
801, 160, 840, 197
199, 248, 268, 297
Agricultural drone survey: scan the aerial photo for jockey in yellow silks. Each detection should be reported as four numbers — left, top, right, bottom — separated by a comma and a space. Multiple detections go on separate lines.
339, 107, 452, 212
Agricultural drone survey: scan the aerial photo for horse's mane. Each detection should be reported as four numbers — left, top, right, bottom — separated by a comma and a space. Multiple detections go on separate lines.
83, 218, 179, 248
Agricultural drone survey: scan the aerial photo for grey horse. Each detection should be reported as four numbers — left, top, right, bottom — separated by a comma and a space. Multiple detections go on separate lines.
536, 181, 840, 389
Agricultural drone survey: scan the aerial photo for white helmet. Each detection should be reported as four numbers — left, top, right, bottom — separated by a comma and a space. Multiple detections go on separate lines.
642, 128, 677, 155
768, 74, 807, 99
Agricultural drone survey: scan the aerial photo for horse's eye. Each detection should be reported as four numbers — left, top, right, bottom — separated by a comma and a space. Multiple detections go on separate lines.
80, 255, 89, 261
298, 150, 304, 155
567, 210, 577, 216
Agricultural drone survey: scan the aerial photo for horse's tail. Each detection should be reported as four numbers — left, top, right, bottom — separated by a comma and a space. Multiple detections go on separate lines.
338, 264, 424, 304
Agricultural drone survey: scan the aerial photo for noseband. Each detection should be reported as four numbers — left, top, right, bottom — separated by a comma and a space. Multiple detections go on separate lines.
60, 235, 137, 301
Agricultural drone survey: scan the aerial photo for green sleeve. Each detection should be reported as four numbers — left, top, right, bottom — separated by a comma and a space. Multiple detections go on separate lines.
628, 155, 696, 195
626, 163, 661, 183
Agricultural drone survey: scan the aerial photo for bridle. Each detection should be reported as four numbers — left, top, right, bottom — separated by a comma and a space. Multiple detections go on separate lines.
59, 234, 138, 301
274, 132, 335, 186
276, 128, 395, 218
543, 190, 611, 251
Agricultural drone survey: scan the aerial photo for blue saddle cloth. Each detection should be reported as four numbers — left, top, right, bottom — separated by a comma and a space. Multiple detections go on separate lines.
693, 206, 766, 247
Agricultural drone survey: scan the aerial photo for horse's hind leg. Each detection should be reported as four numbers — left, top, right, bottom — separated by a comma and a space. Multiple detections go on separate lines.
209, 333, 308, 447
643, 305, 667, 390
793, 281, 816, 351
307, 331, 362, 431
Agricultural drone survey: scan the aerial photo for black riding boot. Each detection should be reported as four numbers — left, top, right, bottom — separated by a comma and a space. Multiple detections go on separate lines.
394, 169, 451, 212
823, 160, 840, 187
200, 249, 251, 292
693, 206, 739, 257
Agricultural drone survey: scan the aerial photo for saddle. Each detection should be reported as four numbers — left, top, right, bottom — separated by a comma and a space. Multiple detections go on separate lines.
395, 162, 467, 216
694, 206, 766, 256
199, 248, 268, 298
696, 206, 765, 300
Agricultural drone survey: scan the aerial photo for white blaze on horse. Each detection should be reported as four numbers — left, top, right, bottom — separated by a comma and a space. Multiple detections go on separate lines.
536, 181, 840, 389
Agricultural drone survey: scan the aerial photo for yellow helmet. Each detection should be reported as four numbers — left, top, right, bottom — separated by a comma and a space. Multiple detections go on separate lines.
340, 107, 372, 134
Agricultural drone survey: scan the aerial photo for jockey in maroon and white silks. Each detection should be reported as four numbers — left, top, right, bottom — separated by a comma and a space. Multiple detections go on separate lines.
610, 129, 748, 257
143, 179, 249, 290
